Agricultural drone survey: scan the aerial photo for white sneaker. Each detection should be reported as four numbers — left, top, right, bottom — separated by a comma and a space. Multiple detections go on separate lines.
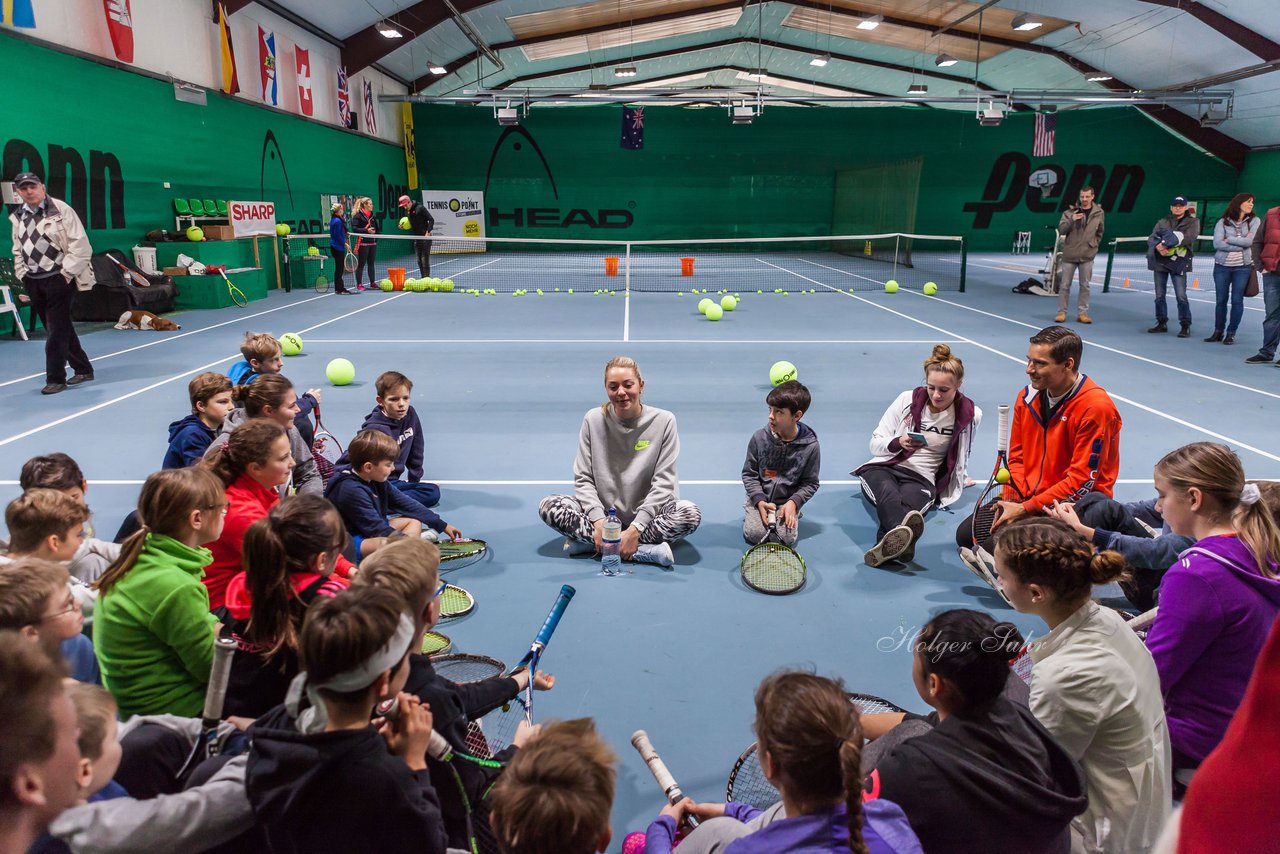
902, 510, 925, 543
563, 538, 595, 556
864, 526, 913, 567
631, 542, 675, 569
420, 528, 439, 543
958, 546, 1011, 604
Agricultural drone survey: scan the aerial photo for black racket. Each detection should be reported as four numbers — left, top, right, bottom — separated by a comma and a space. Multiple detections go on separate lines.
439, 584, 476, 622
176, 636, 236, 781
632, 730, 699, 828
740, 509, 806, 594
432, 653, 506, 684
438, 538, 489, 570
311, 404, 343, 486
971, 404, 1026, 547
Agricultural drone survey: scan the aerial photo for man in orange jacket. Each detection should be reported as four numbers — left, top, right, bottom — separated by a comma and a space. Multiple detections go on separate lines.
959, 325, 1122, 558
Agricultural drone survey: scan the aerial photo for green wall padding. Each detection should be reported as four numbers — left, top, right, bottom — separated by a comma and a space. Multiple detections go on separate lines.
1240, 150, 1280, 209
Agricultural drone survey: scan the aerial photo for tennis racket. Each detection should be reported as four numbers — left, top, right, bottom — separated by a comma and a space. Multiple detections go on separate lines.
439, 584, 476, 622
176, 636, 236, 780
971, 404, 1026, 548
205, 264, 248, 307
421, 629, 452, 656
430, 653, 512, 758
314, 273, 329, 294
504, 585, 576, 728
438, 538, 489, 570
632, 730, 700, 829
740, 509, 806, 595
106, 253, 151, 288
344, 245, 358, 273
311, 404, 343, 486
1128, 606, 1158, 642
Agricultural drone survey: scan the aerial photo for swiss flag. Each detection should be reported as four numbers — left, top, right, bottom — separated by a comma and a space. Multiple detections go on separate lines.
296, 47, 313, 116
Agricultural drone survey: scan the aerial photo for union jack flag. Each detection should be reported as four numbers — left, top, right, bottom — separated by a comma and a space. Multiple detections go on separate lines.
363, 79, 378, 134
337, 66, 353, 128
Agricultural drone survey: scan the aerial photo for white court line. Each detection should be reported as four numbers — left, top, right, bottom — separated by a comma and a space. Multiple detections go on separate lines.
0, 293, 331, 389
799, 259, 1280, 403
760, 259, 1280, 465
302, 338, 961, 345
0, 292, 413, 449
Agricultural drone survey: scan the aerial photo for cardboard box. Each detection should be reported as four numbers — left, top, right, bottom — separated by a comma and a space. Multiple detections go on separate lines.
202, 225, 237, 241
163, 266, 188, 276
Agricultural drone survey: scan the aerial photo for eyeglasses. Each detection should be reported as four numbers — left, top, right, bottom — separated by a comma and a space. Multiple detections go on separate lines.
35, 597, 81, 623
431, 581, 447, 601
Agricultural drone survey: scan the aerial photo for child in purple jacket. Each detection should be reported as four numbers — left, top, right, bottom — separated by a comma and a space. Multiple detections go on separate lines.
1147, 444, 1280, 788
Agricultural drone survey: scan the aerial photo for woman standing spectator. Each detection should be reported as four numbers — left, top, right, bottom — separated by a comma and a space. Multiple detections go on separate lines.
350, 196, 378, 291
1207, 193, 1261, 344
538, 356, 700, 569
328, 202, 353, 295
855, 345, 980, 567
8, 172, 95, 395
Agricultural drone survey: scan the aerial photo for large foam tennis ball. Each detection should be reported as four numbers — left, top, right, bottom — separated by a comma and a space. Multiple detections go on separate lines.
923, 282, 939, 296
885, 280, 900, 293
275, 223, 291, 236
706, 304, 724, 321
380, 278, 393, 291
326, 358, 355, 386
185, 226, 204, 242
996, 468, 1010, 484
720, 295, 737, 311
307, 245, 320, 256
698, 297, 714, 315
770, 361, 797, 386
399, 216, 411, 230
279, 333, 303, 356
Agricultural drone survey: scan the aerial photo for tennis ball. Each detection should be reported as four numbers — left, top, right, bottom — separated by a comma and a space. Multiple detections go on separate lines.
720, 295, 737, 311
885, 280, 900, 293
185, 226, 204, 242
380, 279, 393, 291
326, 358, 355, 386
705, 304, 724, 321
444, 280, 454, 292
770, 361, 798, 386
698, 297, 714, 315
568, 289, 574, 294
307, 245, 320, 256
275, 223, 291, 236
279, 333, 303, 356
996, 468, 1011, 484
536, 289, 544, 296
923, 282, 939, 296
398, 216, 411, 230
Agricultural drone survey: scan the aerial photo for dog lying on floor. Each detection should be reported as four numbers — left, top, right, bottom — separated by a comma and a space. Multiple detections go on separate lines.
115, 310, 181, 331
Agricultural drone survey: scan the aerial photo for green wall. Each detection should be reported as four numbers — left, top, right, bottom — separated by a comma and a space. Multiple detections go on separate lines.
415, 103, 1239, 250
1, 33, 409, 251
1240, 149, 1280, 207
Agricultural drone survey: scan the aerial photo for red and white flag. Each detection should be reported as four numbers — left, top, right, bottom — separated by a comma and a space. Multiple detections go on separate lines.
363, 78, 378, 134
258, 26, 277, 106
102, 0, 133, 63
1033, 112, 1057, 157
296, 47, 313, 116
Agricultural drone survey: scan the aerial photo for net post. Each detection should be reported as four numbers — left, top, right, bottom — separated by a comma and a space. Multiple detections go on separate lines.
959, 237, 968, 293
1102, 239, 1116, 293
625, 242, 631, 294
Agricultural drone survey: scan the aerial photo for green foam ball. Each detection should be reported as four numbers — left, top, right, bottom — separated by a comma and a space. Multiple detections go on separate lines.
885, 280, 900, 293
770, 361, 797, 386
923, 282, 939, 296
720, 295, 737, 311
326, 358, 355, 386
279, 333, 303, 356
698, 297, 714, 315
705, 304, 724, 321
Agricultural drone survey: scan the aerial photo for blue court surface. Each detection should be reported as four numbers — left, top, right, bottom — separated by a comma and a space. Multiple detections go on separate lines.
1, 250, 1276, 839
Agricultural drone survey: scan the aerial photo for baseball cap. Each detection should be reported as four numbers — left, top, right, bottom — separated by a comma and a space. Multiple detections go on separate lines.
398, 195, 412, 206
13, 172, 41, 187
1171, 195, 1190, 206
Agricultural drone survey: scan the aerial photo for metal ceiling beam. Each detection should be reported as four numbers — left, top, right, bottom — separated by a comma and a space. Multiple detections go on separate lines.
342, 0, 490, 76
1135, 0, 1280, 61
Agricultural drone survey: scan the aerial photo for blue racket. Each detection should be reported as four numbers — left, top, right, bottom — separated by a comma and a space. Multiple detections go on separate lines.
505, 584, 575, 726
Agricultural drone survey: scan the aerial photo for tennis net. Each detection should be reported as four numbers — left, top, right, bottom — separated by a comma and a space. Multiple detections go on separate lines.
289, 233, 967, 295
1101, 235, 1215, 292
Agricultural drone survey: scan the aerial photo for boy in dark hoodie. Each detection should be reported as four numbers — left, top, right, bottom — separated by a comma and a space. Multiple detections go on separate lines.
226, 331, 320, 446
740, 380, 820, 546
340, 371, 440, 508
163, 372, 234, 469
245, 586, 447, 854
325, 430, 460, 559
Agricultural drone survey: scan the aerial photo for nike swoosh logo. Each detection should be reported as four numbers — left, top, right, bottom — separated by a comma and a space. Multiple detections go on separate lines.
634, 440, 651, 451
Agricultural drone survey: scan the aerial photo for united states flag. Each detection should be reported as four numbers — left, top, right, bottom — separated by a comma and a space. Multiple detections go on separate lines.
1033, 112, 1056, 157
337, 66, 353, 128
364, 79, 378, 134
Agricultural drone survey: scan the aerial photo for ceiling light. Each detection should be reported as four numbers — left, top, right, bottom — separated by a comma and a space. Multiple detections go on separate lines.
376, 20, 403, 38
977, 101, 1005, 126
429, 65, 448, 75
496, 107, 519, 126
746, 68, 767, 79
809, 54, 830, 67
856, 14, 883, 30
732, 104, 755, 124
614, 66, 637, 78
1011, 13, 1042, 31
1087, 73, 1113, 82
934, 53, 958, 67
908, 83, 928, 94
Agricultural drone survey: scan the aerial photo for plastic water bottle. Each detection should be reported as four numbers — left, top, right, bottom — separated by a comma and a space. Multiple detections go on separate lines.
601, 509, 622, 576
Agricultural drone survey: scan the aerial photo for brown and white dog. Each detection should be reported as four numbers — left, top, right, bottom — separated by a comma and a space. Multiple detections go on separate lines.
115, 310, 181, 331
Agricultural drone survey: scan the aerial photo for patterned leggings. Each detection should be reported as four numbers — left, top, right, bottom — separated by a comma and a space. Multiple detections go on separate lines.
538, 495, 702, 545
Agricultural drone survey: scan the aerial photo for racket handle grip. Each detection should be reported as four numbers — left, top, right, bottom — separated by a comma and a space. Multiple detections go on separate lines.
631, 730, 698, 826
767, 509, 777, 526
532, 584, 576, 648
427, 729, 453, 761
202, 637, 237, 726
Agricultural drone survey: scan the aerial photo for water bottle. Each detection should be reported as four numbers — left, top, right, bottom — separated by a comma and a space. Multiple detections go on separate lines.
601, 508, 622, 576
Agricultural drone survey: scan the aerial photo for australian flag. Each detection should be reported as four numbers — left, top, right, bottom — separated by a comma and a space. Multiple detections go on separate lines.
621, 106, 644, 150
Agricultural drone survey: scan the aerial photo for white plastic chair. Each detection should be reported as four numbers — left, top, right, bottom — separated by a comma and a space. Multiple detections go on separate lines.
0, 284, 27, 341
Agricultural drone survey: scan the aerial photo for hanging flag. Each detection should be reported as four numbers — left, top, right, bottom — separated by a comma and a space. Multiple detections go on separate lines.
1, 0, 36, 27
217, 2, 239, 95
402, 103, 418, 189
1033, 112, 1057, 157
258, 26, 277, 106
337, 65, 354, 128
295, 47, 312, 116
363, 79, 378, 134
620, 106, 645, 150
102, 0, 133, 63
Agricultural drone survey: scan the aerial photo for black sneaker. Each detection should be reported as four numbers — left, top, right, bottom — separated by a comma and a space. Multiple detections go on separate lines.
1147, 322, 1167, 333
41, 382, 67, 395
66, 373, 94, 385
1245, 354, 1270, 364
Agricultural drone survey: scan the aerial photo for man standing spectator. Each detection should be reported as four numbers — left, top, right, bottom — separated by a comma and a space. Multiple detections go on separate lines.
1147, 195, 1201, 338
397, 194, 434, 277
1054, 186, 1104, 325
1246, 200, 1280, 365
8, 172, 95, 395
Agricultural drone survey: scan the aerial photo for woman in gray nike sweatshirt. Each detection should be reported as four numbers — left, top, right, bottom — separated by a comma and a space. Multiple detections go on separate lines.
538, 356, 701, 567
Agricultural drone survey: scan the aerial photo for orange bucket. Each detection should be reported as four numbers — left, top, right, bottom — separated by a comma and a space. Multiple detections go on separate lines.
680, 257, 695, 276
604, 257, 619, 276
388, 267, 406, 289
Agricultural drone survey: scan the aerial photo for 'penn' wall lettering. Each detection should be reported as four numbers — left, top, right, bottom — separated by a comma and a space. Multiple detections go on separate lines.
963, 151, 1144, 229
3, 138, 125, 230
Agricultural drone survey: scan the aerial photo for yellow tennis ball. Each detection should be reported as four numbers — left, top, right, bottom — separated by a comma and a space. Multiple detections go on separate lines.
326, 358, 355, 386
996, 468, 1010, 484
279, 333, 303, 356
770, 361, 797, 386
720, 295, 737, 311
923, 282, 939, 296
885, 280, 900, 293
705, 303, 724, 321
698, 297, 714, 315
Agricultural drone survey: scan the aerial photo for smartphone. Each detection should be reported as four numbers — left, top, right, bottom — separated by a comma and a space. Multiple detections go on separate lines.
907, 431, 928, 445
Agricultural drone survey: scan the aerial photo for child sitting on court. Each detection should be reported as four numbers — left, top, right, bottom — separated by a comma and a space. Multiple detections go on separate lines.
489, 718, 615, 854
67, 682, 127, 803
208, 374, 322, 496
740, 380, 820, 546
342, 370, 441, 508
164, 372, 234, 469
19, 452, 120, 584
244, 586, 447, 854
0, 558, 95, 684
226, 331, 320, 443
326, 430, 460, 558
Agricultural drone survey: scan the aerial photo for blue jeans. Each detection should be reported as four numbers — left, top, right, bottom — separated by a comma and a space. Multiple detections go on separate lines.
1153, 270, 1190, 325
1257, 272, 1280, 359
1212, 263, 1250, 334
